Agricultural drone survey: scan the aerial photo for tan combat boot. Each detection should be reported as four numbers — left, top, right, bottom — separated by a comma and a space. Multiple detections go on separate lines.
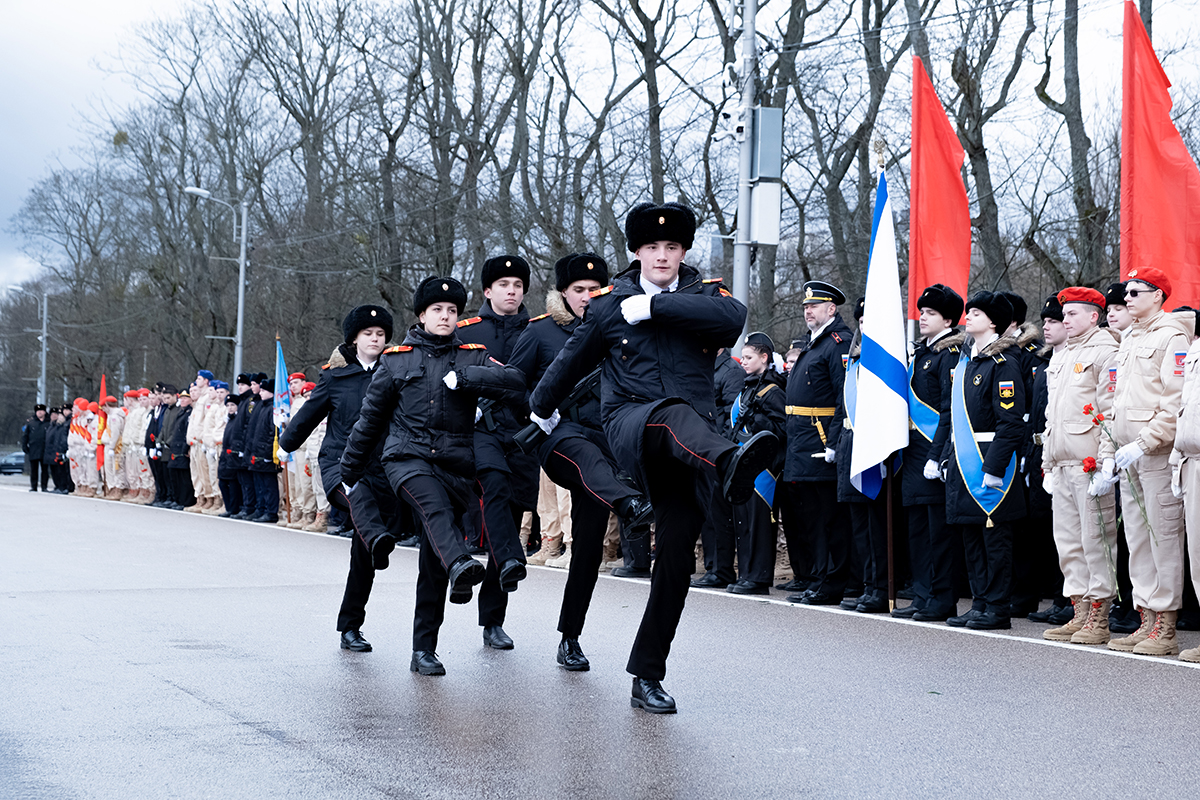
1043, 595, 1087, 641
203, 498, 225, 516
289, 510, 314, 530
1180, 644, 1200, 663
1132, 610, 1179, 656
305, 511, 329, 533
526, 534, 562, 566
547, 541, 572, 569
1108, 606, 1155, 652
1070, 598, 1112, 645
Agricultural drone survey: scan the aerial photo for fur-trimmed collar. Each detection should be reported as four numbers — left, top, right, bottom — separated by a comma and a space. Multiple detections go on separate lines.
931, 330, 965, 353
1014, 321, 1041, 349
328, 344, 351, 369
545, 289, 575, 326
1038, 343, 1056, 358
978, 334, 1020, 358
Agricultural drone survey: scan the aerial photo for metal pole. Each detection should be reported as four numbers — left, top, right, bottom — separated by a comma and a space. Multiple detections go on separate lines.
39, 292, 48, 406
234, 200, 249, 378
731, 0, 757, 348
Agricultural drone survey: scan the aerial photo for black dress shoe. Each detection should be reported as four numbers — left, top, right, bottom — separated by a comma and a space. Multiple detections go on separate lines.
891, 604, 921, 619
856, 597, 889, 614
801, 591, 842, 606
897, 585, 916, 600
690, 572, 730, 589
448, 555, 485, 604
258, 514, 278, 524
720, 431, 780, 504
841, 593, 869, 611
1009, 600, 1041, 618
631, 677, 676, 714
913, 606, 955, 622
340, 629, 372, 652
557, 637, 590, 671
410, 650, 445, 675
844, 585, 865, 598
611, 565, 652, 578
372, 534, 397, 570
498, 559, 527, 592
966, 611, 1012, 630
785, 589, 815, 604
1046, 604, 1076, 625
218, 511, 232, 518
947, 608, 984, 627
775, 578, 807, 592
397, 534, 420, 548
482, 625, 514, 650
616, 494, 654, 529
727, 580, 769, 595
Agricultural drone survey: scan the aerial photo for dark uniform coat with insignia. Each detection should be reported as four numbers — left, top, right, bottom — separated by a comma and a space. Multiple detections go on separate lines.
728, 369, 787, 455
528, 263, 746, 493
714, 352, 747, 425
168, 405, 193, 471
21, 415, 49, 461
1026, 348, 1053, 515
279, 342, 382, 504
245, 395, 278, 473
222, 390, 256, 470
941, 335, 1028, 524
783, 313, 853, 482
340, 325, 526, 491
902, 329, 963, 506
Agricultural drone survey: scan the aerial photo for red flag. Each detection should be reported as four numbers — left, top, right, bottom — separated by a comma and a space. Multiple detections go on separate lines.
1121, 0, 1200, 308
97, 374, 107, 471
908, 55, 971, 322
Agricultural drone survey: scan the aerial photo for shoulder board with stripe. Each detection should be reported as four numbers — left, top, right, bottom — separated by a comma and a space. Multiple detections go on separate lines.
459, 343, 486, 350
992, 354, 1006, 364
831, 331, 843, 343
528, 312, 549, 322
702, 277, 724, 283
321, 363, 331, 370
589, 285, 614, 298
383, 345, 412, 354
457, 317, 483, 327
756, 383, 779, 398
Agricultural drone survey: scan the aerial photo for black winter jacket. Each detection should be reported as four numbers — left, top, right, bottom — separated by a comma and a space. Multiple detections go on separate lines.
340, 325, 526, 489
168, 406, 192, 470
279, 342, 383, 500
714, 353, 746, 425
528, 263, 746, 492
218, 409, 240, 479
246, 395, 278, 473
783, 313, 853, 482
901, 329, 963, 506
46, 420, 68, 464
158, 406, 182, 461
21, 416, 49, 460
223, 390, 257, 470
1026, 349, 1052, 515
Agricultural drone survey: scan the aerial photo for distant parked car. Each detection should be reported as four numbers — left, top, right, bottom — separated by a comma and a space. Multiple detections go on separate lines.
0, 452, 25, 475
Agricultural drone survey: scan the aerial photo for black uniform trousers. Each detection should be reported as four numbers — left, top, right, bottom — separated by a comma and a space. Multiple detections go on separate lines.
252, 471, 278, 517
236, 469, 257, 514
170, 466, 196, 507
51, 459, 71, 492
699, 484, 737, 583
28, 459, 49, 491
393, 470, 475, 652
1011, 502, 1061, 609
626, 403, 738, 681
471, 467, 527, 628
850, 496, 888, 601
333, 475, 397, 632
961, 521, 1013, 615
150, 458, 169, 503
219, 477, 242, 515
906, 503, 959, 614
789, 481, 850, 596
541, 433, 640, 638
777, 483, 814, 586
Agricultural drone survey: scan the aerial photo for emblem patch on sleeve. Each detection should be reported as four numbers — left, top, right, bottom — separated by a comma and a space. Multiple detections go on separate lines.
998, 380, 1015, 398
841, 354, 849, 368
1176, 352, 1186, 377
1109, 366, 1117, 391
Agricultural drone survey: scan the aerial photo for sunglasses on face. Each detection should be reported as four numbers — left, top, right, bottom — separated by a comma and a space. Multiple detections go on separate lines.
1125, 287, 1158, 298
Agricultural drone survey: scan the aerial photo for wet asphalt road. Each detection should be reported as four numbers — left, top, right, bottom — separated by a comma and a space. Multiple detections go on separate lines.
3, 482, 1200, 799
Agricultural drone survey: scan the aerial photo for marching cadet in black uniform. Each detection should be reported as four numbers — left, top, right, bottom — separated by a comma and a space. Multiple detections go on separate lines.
720, 332, 787, 594
279, 305, 398, 653
340, 277, 526, 676
894, 284, 964, 621
508, 252, 653, 671
782, 281, 854, 605
943, 291, 1027, 630
528, 202, 778, 713
455, 255, 536, 650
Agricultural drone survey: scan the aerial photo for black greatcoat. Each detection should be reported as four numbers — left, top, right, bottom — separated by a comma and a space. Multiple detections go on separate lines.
246, 396, 278, 473
339, 325, 526, 491
280, 343, 383, 504
168, 406, 193, 470
21, 416, 49, 461
223, 390, 256, 470
1026, 352, 1052, 515
901, 330, 963, 506
783, 313, 853, 482
713, 352, 747, 427
941, 335, 1028, 525
47, 420, 68, 463
527, 264, 746, 493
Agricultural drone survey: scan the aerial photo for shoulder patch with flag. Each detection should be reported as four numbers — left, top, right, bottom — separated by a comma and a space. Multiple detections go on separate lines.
1109, 366, 1117, 391
841, 354, 849, 368
1176, 352, 1187, 376
998, 380, 1015, 398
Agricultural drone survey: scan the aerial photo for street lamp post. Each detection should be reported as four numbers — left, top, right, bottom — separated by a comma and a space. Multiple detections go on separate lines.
185, 186, 249, 377
7, 286, 48, 405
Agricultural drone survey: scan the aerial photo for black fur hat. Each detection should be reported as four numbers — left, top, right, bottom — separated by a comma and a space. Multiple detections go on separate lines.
965, 291, 1014, 333
624, 202, 696, 252
915, 283, 965, 324
261, 378, 275, 393
342, 305, 394, 344
413, 275, 468, 315
1105, 282, 1128, 308
554, 253, 610, 291
997, 291, 1027, 324
251, 372, 268, 385
481, 255, 530, 290
1040, 293, 1064, 322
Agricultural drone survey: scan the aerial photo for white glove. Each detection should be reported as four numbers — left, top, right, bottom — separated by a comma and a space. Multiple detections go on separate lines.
923, 459, 940, 481
824, 447, 836, 463
982, 472, 1004, 490
1114, 442, 1145, 471
1088, 473, 1115, 497
341, 482, 356, 495
621, 295, 653, 324
1042, 473, 1054, 495
1020, 457, 1027, 474
531, 409, 560, 434
442, 371, 459, 390
475, 407, 483, 423
1101, 457, 1117, 482
1172, 462, 1183, 499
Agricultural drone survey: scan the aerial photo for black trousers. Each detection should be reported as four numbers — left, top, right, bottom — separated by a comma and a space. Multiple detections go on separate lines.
151, 458, 169, 502
28, 459, 49, 491
237, 469, 257, 516
906, 503, 958, 613
711, 487, 777, 585
219, 477, 242, 515
473, 467, 527, 629
622, 519, 651, 568
541, 432, 639, 638
790, 481, 850, 596
252, 471, 278, 517
1011, 506, 1061, 608
170, 467, 195, 507
50, 460, 70, 491
778, 482, 814, 586
850, 496, 888, 600
961, 521, 1013, 615
626, 403, 737, 681
331, 480, 392, 633
700, 482, 737, 582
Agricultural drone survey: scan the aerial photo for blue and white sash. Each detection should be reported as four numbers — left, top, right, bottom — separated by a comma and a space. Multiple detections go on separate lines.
908, 359, 940, 442
951, 350, 1016, 522
731, 388, 777, 508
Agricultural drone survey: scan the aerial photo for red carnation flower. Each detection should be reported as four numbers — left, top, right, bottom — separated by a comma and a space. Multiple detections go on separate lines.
1094, 414, 1105, 424
1083, 404, 1095, 416
1082, 457, 1097, 473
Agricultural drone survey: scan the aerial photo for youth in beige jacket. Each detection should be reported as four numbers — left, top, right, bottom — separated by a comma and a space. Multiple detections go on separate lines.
1041, 324, 1120, 471
1112, 309, 1193, 453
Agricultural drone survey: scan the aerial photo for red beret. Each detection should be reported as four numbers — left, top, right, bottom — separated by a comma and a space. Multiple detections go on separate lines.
104, 396, 118, 405
123, 390, 140, 398
74, 397, 88, 409
302, 381, 316, 393
137, 388, 150, 396
1127, 267, 1172, 299
87, 402, 100, 413
1057, 287, 1106, 309
288, 372, 306, 381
